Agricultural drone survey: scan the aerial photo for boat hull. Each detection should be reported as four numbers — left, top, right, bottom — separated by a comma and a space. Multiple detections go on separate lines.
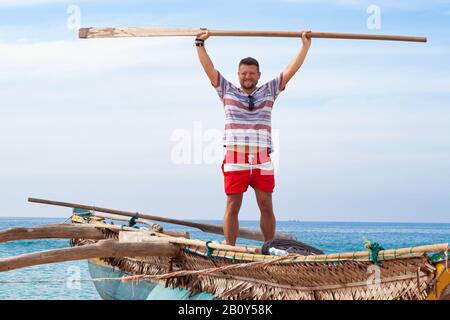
88, 258, 215, 300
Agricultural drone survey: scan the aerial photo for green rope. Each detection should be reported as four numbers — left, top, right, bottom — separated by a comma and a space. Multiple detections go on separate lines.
128, 213, 140, 228
430, 252, 447, 263
205, 241, 213, 258
364, 238, 384, 267
231, 254, 236, 264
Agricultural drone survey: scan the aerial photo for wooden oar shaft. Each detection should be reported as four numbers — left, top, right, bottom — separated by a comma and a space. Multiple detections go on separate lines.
28, 197, 214, 230
28, 197, 294, 241
0, 239, 178, 272
78, 27, 427, 43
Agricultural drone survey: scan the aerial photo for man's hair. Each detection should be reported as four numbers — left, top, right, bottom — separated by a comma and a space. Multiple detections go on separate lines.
239, 57, 259, 71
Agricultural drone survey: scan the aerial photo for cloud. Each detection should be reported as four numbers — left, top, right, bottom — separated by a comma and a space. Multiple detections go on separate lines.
0, 0, 119, 7
0, 0, 83, 7
1, 37, 446, 83
1, 35, 449, 221
0, 38, 189, 79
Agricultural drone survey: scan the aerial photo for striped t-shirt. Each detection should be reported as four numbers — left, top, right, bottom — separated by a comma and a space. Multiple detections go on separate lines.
214, 72, 284, 152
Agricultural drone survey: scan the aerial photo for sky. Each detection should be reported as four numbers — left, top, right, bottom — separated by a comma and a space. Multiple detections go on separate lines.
0, 0, 449, 222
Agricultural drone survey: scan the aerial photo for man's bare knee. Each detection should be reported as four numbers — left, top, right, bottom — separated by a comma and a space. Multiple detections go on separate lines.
257, 199, 273, 213
226, 194, 243, 215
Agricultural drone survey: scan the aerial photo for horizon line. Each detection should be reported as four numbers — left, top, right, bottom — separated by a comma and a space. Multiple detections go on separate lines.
1, 216, 450, 225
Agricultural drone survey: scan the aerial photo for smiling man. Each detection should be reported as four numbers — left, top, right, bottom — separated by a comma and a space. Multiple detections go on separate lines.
196, 29, 311, 245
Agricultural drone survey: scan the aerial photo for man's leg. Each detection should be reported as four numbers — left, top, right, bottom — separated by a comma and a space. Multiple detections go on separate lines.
254, 188, 276, 241
223, 193, 243, 246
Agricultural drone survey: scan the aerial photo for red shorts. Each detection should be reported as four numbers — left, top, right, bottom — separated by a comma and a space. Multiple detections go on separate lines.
221, 150, 275, 195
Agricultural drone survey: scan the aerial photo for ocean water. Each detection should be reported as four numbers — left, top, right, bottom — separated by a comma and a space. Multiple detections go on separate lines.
0, 217, 449, 300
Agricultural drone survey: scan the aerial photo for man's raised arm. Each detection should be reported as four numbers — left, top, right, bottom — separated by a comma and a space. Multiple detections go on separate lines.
280, 31, 312, 90
196, 29, 219, 87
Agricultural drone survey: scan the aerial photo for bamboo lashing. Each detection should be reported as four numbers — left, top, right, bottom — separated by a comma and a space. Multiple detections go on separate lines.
28, 197, 295, 241
78, 27, 427, 43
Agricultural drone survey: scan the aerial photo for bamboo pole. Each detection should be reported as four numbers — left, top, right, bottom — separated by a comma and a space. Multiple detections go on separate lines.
291, 243, 449, 262
28, 197, 295, 241
164, 237, 260, 254
0, 239, 179, 272
0, 224, 107, 243
78, 27, 427, 43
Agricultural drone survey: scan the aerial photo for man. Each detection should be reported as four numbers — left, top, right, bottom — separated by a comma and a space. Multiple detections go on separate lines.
196, 29, 311, 245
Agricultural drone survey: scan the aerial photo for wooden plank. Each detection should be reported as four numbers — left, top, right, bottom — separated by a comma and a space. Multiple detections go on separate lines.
78, 27, 427, 43
0, 224, 106, 243
0, 239, 179, 272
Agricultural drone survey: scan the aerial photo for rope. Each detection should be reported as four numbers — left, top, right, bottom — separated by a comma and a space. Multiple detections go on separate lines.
0, 278, 147, 284
128, 213, 140, 228
60, 216, 72, 224
0, 278, 115, 284
0, 255, 297, 285
205, 241, 213, 258
121, 253, 298, 283
364, 238, 384, 267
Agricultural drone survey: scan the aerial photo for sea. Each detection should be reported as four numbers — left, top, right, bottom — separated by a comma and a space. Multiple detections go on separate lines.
0, 217, 449, 300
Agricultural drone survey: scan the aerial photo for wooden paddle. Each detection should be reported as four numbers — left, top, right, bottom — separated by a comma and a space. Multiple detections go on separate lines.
78, 27, 427, 43
28, 197, 296, 241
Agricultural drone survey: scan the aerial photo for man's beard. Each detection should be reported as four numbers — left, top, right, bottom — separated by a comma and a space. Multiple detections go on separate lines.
241, 80, 257, 90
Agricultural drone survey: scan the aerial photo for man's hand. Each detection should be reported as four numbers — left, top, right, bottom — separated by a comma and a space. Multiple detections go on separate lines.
301, 30, 312, 49
197, 28, 210, 41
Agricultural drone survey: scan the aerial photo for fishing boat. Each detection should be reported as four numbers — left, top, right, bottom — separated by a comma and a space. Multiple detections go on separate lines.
0, 197, 448, 300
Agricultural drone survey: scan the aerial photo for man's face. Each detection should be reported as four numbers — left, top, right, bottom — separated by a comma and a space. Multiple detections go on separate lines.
238, 64, 261, 91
